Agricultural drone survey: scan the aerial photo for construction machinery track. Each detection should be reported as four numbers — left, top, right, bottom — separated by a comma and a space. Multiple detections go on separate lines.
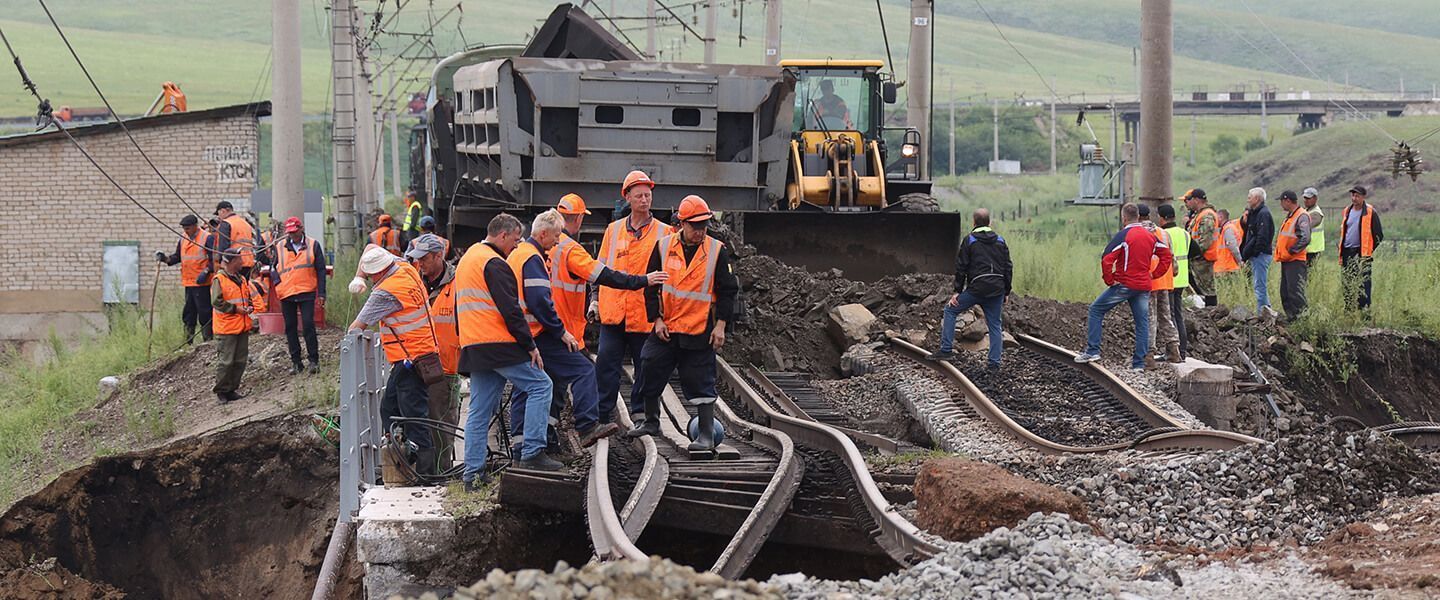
887, 335, 1264, 454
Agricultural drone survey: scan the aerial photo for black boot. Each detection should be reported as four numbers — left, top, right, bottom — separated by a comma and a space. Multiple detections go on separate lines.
625, 396, 662, 438
688, 402, 717, 453
201, 323, 214, 342
184, 325, 196, 345
414, 448, 438, 476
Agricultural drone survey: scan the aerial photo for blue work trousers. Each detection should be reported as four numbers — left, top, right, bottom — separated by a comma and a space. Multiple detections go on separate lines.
938, 291, 1006, 366
464, 361, 553, 481
1084, 284, 1151, 369
595, 324, 649, 423
509, 337, 602, 437
1249, 254, 1273, 309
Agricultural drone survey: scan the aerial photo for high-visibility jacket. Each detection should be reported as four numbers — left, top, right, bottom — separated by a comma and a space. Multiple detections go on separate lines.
1215, 221, 1244, 274
1276, 208, 1309, 263
657, 233, 723, 335
549, 234, 603, 349
1187, 207, 1222, 262
1338, 204, 1377, 259
1306, 206, 1326, 254
403, 199, 424, 232
275, 237, 319, 299
430, 279, 459, 375
598, 217, 670, 333
180, 230, 212, 287
374, 262, 437, 364
505, 240, 546, 337
371, 226, 401, 256
1150, 228, 1175, 291
456, 242, 520, 346
1165, 225, 1190, 288
213, 273, 265, 335
224, 215, 256, 268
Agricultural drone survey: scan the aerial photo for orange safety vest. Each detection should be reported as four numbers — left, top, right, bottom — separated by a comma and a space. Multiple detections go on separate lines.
1187, 207, 1223, 262
598, 217, 670, 333
549, 234, 603, 349
506, 240, 547, 337
1275, 208, 1308, 263
212, 272, 265, 335
1150, 228, 1175, 291
374, 262, 438, 364
657, 233, 723, 335
223, 215, 256, 268
371, 226, 401, 256
180, 230, 212, 287
430, 279, 459, 375
1215, 221, 1244, 274
275, 237, 319, 299
1338, 204, 1376, 259
456, 242, 522, 347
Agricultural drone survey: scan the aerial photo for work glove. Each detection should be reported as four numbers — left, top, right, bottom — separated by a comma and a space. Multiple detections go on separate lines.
195, 269, 211, 285
155, 251, 167, 263
586, 300, 599, 323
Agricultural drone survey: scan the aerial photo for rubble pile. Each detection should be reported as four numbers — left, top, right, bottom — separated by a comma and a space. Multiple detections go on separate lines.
444, 558, 778, 600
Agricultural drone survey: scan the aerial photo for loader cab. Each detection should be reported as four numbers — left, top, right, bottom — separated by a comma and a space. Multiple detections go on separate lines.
785, 60, 888, 140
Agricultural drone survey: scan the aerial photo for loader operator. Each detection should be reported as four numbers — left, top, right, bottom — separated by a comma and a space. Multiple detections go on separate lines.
813, 79, 853, 130
625, 196, 739, 454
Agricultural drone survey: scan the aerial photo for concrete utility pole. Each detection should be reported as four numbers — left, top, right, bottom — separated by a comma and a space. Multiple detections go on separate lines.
763, 0, 782, 65
1050, 75, 1057, 174
704, 0, 717, 63
354, 55, 379, 216
272, 0, 304, 224
1138, 0, 1173, 209
1189, 115, 1197, 166
646, 0, 657, 59
389, 71, 401, 200
330, 0, 360, 251
905, 0, 933, 179
948, 79, 955, 176
1259, 79, 1268, 140
992, 98, 999, 161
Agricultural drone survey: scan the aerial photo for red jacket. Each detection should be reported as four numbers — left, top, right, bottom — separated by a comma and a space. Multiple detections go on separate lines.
1101, 223, 1172, 292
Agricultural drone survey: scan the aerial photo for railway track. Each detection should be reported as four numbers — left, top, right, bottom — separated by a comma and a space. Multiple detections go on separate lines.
716, 358, 941, 567
585, 405, 668, 561
887, 335, 1263, 454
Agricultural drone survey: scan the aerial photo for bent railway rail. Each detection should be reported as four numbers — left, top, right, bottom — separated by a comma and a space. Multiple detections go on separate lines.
717, 358, 941, 566
585, 407, 668, 561
887, 336, 1264, 454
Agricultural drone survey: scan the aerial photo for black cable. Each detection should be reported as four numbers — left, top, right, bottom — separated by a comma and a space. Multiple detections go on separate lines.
873, 0, 896, 81
971, 0, 1061, 102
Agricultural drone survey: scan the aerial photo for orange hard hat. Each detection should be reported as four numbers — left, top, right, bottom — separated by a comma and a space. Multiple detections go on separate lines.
676, 195, 713, 223
377, 214, 392, 225
622, 170, 655, 194
557, 193, 591, 215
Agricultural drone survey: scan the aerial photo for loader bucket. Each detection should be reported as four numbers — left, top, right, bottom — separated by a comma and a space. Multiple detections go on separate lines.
740, 211, 964, 282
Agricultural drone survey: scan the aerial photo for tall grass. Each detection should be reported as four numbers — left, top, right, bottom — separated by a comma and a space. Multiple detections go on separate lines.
325, 248, 362, 329
0, 292, 187, 506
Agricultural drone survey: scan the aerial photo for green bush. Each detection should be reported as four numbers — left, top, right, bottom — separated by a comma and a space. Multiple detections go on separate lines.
1243, 136, 1269, 151
1210, 134, 1242, 166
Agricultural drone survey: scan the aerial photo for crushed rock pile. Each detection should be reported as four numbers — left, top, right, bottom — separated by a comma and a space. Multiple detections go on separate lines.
440, 558, 778, 600
1032, 430, 1440, 550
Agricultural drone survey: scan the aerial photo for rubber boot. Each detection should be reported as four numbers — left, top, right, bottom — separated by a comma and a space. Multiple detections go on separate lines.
625, 395, 662, 438
184, 325, 196, 345
201, 322, 214, 342
688, 402, 717, 453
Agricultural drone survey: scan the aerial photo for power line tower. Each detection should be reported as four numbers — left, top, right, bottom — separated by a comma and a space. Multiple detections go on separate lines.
330, 0, 361, 251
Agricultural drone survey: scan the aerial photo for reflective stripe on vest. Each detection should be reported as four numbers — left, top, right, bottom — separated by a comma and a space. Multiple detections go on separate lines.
275, 237, 319, 299
549, 236, 596, 349
375, 263, 437, 363
1276, 208, 1308, 263
657, 234, 722, 335
371, 227, 401, 255
224, 215, 256, 267
430, 281, 459, 375
1187, 207, 1222, 262
507, 240, 549, 337
456, 242, 520, 346
213, 273, 257, 335
597, 218, 670, 332
1215, 221, 1243, 274
1165, 225, 1190, 288
1150, 228, 1175, 291
180, 230, 212, 287
1306, 207, 1326, 254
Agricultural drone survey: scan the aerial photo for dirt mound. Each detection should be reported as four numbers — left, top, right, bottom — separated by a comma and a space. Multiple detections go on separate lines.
0, 557, 124, 599
1313, 494, 1440, 591
0, 416, 361, 599
914, 457, 1089, 542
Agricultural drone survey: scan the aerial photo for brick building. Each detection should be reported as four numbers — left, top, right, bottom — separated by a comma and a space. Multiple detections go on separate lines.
0, 102, 270, 359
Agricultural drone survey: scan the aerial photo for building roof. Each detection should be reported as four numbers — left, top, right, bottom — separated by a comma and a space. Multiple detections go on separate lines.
0, 101, 271, 149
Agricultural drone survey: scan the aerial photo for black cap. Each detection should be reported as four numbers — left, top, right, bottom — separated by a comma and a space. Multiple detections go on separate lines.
1138, 204, 1151, 217
1348, 185, 1368, 196
180, 214, 198, 227
1184, 188, 1207, 200
1158, 204, 1176, 219
1280, 190, 1298, 202
214, 200, 234, 214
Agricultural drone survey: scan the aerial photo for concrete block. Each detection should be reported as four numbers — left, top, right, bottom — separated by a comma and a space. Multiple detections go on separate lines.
827, 303, 876, 347
1172, 358, 1234, 383
355, 486, 455, 564
1172, 357, 1238, 430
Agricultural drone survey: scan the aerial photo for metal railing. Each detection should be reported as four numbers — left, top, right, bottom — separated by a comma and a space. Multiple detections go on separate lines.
338, 331, 389, 523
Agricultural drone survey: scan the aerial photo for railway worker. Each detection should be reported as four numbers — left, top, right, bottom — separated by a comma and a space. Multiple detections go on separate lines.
1339, 185, 1384, 312
213, 201, 257, 277
1240, 187, 1276, 317
211, 251, 266, 403
1182, 189, 1220, 307
813, 79, 853, 129
348, 245, 441, 476
593, 170, 673, 424
155, 215, 215, 344
456, 214, 558, 489
507, 210, 631, 452
272, 217, 328, 375
407, 233, 461, 472
624, 196, 739, 454
1215, 209, 1244, 276
401, 191, 426, 247
1275, 191, 1313, 320
1074, 203, 1171, 370
1158, 203, 1190, 362
370, 214, 403, 256
1303, 187, 1325, 266
926, 208, 1012, 368
408, 215, 454, 262
1137, 205, 1179, 365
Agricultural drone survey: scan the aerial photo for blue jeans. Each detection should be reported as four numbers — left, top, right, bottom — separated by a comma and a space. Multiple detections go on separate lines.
1249, 254, 1272, 309
465, 361, 553, 481
1084, 284, 1150, 368
509, 336, 603, 436
939, 291, 1005, 366
595, 324, 649, 423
